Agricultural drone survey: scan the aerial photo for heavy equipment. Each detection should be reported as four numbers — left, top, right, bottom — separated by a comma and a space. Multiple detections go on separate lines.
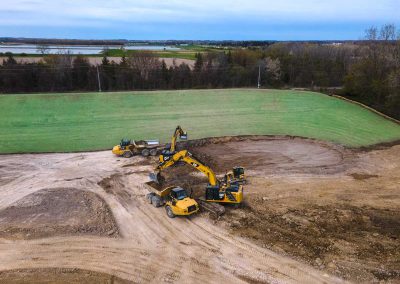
144, 181, 199, 218
152, 149, 243, 205
112, 139, 160, 158
226, 166, 246, 184
161, 125, 188, 156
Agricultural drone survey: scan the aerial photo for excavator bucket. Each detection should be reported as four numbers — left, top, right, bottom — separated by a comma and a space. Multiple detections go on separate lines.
149, 172, 165, 184
149, 172, 159, 183
180, 132, 188, 140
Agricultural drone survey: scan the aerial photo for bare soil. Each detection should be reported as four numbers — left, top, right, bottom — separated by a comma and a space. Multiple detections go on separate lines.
0, 57, 195, 68
182, 137, 400, 283
0, 188, 119, 239
0, 268, 131, 284
184, 136, 353, 175
0, 136, 399, 283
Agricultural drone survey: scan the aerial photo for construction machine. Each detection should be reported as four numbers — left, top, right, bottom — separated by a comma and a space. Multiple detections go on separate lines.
152, 149, 243, 205
144, 181, 199, 218
112, 139, 160, 158
161, 125, 188, 156
226, 167, 246, 184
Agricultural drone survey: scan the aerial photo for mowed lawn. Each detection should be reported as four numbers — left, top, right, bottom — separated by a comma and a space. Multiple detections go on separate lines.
1, 89, 400, 153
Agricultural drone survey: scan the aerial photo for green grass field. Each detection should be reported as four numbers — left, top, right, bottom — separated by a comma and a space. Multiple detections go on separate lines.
1, 89, 400, 153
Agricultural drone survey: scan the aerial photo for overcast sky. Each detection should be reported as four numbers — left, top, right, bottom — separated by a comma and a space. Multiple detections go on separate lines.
0, 0, 399, 40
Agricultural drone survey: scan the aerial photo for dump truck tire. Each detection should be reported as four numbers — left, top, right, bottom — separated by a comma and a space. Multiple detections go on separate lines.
141, 149, 150, 157
166, 206, 175, 218
146, 193, 154, 204
151, 195, 161, 207
123, 151, 132, 158
150, 149, 158, 156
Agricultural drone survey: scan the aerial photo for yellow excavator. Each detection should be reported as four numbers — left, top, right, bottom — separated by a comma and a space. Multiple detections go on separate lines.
162, 125, 188, 155
151, 149, 243, 205
226, 167, 246, 184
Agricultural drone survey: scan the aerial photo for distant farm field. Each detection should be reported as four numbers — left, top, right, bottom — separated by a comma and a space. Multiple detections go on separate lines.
1, 89, 400, 153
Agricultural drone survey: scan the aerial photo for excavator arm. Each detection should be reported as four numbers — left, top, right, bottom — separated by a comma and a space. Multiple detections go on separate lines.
169, 126, 187, 153
155, 150, 218, 186
150, 126, 243, 205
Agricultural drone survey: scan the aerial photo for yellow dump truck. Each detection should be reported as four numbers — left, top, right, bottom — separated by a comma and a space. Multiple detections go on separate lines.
144, 181, 199, 218
112, 139, 160, 158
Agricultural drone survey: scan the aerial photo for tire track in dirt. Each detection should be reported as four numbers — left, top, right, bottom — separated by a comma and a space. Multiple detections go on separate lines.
0, 140, 357, 283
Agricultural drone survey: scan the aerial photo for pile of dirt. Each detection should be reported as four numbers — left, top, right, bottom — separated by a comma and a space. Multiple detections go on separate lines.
0, 188, 119, 239
154, 165, 207, 199
0, 268, 131, 284
226, 197, 400, 282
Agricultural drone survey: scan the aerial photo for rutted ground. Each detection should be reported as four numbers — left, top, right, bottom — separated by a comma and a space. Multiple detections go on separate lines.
0, 137, 398, 283
0, 268, 131, 284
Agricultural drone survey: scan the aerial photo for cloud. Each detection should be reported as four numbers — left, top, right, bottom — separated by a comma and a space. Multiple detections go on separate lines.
0, 0, 399, 39
2, 0, 399, 24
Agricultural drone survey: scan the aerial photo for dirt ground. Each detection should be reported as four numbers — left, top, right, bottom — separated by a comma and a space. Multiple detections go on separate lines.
0, 136, 399, 283
0, 268, 131, 284
0, 188, 119, 240
0, 56, 195, 68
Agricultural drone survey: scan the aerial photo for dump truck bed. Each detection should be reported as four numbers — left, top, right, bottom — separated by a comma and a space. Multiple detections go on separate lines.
134, 140, 160, 148
144, 181, 175, 198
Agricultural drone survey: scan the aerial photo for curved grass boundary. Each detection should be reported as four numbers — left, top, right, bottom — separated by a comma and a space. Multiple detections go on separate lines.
332, 95, 400, 125
1, 89, 400, 153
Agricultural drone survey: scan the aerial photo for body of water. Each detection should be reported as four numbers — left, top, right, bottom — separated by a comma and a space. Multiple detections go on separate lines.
0, 44, 180, 55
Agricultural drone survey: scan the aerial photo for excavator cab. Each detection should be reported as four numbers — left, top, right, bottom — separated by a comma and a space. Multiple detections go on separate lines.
230, 166, 246, 184
233, 167, 244, 178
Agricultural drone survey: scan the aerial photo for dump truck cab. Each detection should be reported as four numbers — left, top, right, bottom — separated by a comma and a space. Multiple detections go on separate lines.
144, 182, 199, 218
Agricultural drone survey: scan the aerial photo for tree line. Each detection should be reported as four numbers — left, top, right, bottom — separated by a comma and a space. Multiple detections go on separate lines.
1, 24, 399, 119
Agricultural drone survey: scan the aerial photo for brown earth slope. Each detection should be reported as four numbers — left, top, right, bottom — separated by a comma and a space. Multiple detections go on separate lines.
0, 136, 399, 283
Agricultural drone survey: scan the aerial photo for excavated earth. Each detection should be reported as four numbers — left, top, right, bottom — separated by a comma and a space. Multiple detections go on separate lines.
0, 188, 119, 240
0, 136, 399, 283
0, 268, 131, 284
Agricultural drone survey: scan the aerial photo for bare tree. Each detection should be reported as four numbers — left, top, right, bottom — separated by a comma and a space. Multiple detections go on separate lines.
37, 44, 50, 55
127, 51, 161, 79
365, 26, 378, 40
379, 24, 396, 41
265, 57, 282, 82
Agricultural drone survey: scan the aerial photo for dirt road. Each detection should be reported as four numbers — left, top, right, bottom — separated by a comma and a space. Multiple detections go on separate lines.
0, 137, 398, 283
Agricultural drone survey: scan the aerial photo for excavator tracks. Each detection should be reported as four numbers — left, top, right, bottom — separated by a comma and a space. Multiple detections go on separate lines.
197, 198, 225, 218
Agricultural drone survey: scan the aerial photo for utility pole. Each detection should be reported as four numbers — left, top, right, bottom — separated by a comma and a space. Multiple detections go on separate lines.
96, 66, 102, 92
257, 65, 261, 89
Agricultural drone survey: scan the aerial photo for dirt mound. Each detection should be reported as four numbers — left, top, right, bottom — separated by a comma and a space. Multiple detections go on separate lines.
0, 268, 131, 284
0, 188, 119, 240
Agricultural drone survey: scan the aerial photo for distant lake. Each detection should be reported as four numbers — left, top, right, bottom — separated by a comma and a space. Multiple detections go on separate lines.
0, 44, 180, 55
